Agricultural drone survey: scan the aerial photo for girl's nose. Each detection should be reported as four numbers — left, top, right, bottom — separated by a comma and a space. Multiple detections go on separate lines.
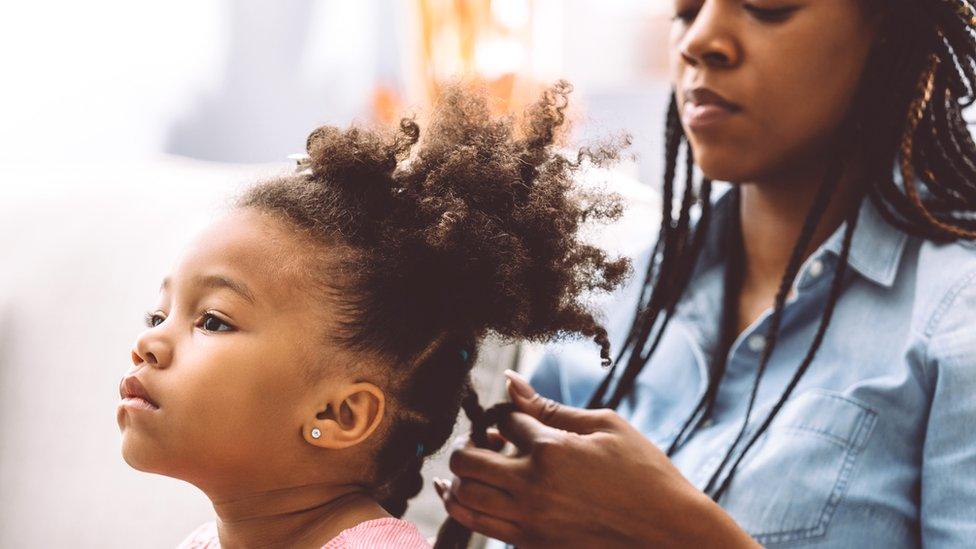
131, 332, 171, 369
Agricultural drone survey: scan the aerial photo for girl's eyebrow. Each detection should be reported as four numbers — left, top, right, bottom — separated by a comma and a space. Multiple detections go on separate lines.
159, 274, 257, 304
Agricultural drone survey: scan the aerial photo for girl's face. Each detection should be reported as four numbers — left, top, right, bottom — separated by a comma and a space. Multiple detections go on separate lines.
118, 209, 357, 491
669, 0, 879, 183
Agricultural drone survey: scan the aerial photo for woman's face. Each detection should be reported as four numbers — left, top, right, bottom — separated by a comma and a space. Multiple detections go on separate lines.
669, 0, 879, 183
118, 209, 351, 490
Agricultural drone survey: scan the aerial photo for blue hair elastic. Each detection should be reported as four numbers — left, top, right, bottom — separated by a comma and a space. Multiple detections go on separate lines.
416, 442, 425, 457
459, 349, 470, 362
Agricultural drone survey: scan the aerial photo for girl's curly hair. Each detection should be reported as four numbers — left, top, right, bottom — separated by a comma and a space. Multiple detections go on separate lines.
237, 80, 630, 543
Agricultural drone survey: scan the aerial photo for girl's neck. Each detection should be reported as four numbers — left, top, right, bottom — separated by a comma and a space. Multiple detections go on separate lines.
209, 482, 390, 549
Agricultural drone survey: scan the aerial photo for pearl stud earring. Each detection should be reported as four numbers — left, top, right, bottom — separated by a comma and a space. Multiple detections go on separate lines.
311, 428, 321, 439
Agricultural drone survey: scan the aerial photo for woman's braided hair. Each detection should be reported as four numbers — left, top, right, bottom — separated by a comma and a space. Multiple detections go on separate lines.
238, 81, 630, 541
589, 0, 976, 502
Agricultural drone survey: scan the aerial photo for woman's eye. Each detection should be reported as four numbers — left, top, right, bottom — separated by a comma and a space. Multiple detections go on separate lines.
199, 312, 234, 333
744, 4, 798, 22
144, 312, 165, 328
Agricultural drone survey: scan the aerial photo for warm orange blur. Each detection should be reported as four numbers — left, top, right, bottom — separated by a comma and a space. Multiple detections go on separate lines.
373, 0, 546, 123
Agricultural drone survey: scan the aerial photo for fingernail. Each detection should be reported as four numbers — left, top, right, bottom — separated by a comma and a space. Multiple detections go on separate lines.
433, 478, 450, 499
504, 369, 535, 398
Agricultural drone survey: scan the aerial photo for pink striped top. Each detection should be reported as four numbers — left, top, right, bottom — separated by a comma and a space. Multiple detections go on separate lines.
176, 517, 431, 548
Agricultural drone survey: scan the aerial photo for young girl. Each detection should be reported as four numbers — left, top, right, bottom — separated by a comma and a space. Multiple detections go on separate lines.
116, 82, 629, 548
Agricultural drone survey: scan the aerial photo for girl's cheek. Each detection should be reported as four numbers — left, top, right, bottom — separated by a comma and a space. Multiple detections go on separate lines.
169, 333, 303, 447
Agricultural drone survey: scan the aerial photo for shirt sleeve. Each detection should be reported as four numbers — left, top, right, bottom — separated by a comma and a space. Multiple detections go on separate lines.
920, 272, 976, 547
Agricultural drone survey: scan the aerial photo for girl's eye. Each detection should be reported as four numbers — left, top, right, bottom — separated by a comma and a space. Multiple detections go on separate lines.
672, 7, 700, 22
199, 312, 234, 333
744, 4, 798, 22
144, 312, 165, 328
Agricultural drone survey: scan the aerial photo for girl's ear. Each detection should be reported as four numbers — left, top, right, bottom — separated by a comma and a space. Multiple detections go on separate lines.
303, 382, 386, 450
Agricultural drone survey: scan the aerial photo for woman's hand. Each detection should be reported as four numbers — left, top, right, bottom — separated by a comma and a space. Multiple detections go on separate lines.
435, 370, 759, 548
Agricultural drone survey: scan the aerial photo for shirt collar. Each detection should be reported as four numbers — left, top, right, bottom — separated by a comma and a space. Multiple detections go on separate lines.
697, 187, 909, 289
820, 196, 908, 288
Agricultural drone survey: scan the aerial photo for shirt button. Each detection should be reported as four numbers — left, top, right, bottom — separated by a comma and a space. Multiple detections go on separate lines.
747, 334, 766, 353
808, 258, 824, 278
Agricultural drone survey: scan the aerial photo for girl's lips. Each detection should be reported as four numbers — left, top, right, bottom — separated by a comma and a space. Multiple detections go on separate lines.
119, 397, 160, 411
119, 375, 161, 409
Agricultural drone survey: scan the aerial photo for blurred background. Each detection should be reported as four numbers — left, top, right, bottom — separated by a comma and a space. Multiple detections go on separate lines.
0, 0, 673, 177
0, 1, 670, 547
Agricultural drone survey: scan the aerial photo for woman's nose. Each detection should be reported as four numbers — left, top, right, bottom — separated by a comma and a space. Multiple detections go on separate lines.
678, 2, 741, 70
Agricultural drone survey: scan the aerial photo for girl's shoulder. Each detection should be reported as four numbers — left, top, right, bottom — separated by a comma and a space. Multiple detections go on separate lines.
174, 518, 429, 548
323, 518, 430, 549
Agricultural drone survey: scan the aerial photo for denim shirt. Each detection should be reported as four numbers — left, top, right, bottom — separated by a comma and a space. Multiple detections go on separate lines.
529, 191, 976, 547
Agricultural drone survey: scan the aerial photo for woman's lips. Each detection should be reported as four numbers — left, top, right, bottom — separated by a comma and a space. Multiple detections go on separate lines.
682, 87, 742, 130
683, 102, 739, 129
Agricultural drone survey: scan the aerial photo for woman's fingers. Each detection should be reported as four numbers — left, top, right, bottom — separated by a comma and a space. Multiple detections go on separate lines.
485, 427, 508, 451
433, 476, 520, 521
453, 428, 506, 452
437, 481, 524, 545
497, 410, 556, 450
505, 370, 619, 434
448, 445, 525, 491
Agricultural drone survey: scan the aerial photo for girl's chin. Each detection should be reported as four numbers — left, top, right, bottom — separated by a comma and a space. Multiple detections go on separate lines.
121, 438, 154, 471
119, 431, 173, 477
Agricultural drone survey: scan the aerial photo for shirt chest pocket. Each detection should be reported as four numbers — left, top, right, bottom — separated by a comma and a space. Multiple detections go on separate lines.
718, 390, 878, 546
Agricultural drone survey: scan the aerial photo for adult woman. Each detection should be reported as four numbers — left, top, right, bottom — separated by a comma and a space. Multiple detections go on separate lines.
437, 0, 976, 546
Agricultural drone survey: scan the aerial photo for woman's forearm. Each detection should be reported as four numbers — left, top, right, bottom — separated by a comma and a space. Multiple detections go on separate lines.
665, 490, 760, 548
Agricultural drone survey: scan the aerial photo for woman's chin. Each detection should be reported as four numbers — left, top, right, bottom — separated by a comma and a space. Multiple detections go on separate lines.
687, 139, 774, 184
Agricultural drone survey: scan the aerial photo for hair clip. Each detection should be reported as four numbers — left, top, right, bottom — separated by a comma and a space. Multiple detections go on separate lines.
415, 442, 425, 457
459, 349, 470, 363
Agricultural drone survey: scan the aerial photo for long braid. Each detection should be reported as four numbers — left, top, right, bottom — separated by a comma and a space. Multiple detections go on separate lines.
901, 55, 976, 238
587, 95, 686, 408
914, 75, 972, 206
622, 97, 685, 344
604, 139, 702, 410
934, 90, 976, 200
701, 142, 849, 496
667, 185, 741, 456
923, 39, 976, 200
710, 201, 862, 501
